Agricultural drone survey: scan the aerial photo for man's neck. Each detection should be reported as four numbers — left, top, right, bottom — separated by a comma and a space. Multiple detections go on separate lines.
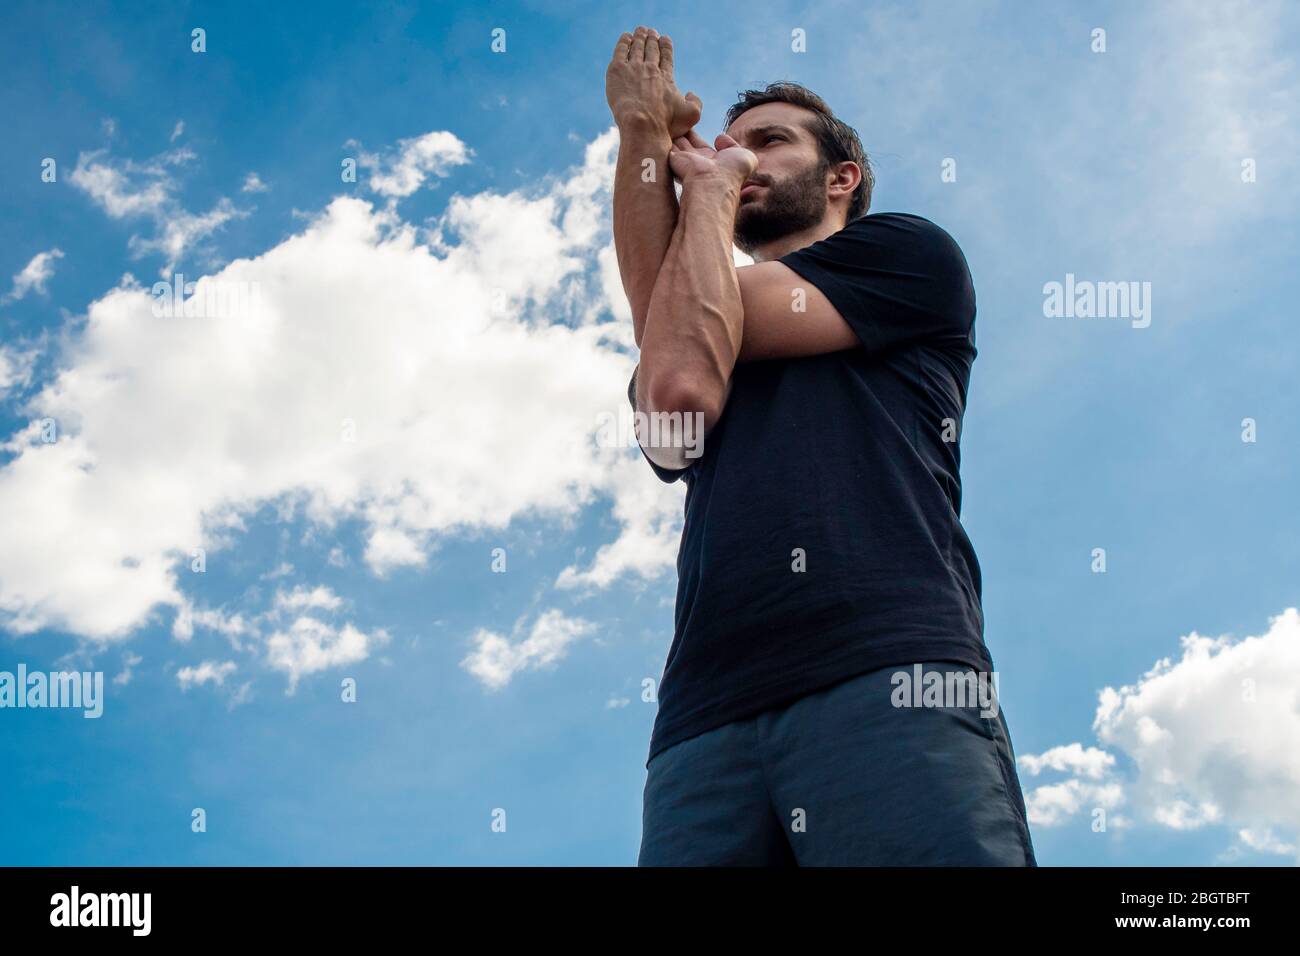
746, 214, 847, 263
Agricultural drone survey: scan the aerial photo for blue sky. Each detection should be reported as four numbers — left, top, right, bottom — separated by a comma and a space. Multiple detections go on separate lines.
1, 0, 1298, 865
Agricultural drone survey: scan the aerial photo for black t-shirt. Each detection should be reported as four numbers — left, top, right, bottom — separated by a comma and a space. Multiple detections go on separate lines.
628, 211, 992, 767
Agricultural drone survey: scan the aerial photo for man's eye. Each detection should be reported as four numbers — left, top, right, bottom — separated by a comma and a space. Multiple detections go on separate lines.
764, 134, 783, 144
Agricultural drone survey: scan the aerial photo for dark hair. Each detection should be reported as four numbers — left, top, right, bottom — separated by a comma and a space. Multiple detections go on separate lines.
722, 81, 873, 221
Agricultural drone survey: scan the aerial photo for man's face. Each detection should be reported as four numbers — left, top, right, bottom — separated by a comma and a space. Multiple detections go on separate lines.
725, 102, 830, 255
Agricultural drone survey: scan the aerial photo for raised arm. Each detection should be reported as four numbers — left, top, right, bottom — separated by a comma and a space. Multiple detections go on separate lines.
634, 136, 757, 468
605, 27, 701, 347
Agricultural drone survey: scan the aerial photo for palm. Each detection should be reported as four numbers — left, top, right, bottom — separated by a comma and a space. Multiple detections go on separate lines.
669, 132, 756, 185
672, 129, 717, 161
716, 143, 757, 179
668, 148, 717, 180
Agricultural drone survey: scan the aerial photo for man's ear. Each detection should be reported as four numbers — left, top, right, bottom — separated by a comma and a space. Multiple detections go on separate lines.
826, 161, 861, 221
829, 160, 862, 198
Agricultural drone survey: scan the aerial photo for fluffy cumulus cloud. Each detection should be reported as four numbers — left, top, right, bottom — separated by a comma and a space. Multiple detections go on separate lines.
68, 147, 178, 218
1018, 744, 1126, 830
0, 126, 682, 687
351, 130, 473, 199
170, 584, 385, 694
261, 581, 388, 693
4, 248, 64, 302
555, 454, 683, 590
460, 608, 595, 690
266, 616, 385, 694
1019, 607, 1300, 860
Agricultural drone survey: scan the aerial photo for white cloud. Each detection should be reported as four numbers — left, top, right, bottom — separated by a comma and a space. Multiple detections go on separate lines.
261, 561, 293, 580
68, 147, 245, 274
0, 128, 679, 686
177, 659, 237, 689
0, 344, 39, 397
1020, 607, 1300, 859
460, 608, 594, 690
556, 454, 682, 590
227, 680, 253, 709
1017, 743, 1115, 780
170, 120, 185, 143
1153, 799, 1223, 831
126, 199, 243, 268
1236, 826, 1297, 856
266, 616, 387, 693
242, 172, 268, 193
274, 584, 342, 613
168, 578, 380, 693
1021, 777, 1126, 830
4, 249, 64, 302
113, 651, 143, 686
352, 130, 472, 199
68, 148, 181, 218
171, 601, 251, 645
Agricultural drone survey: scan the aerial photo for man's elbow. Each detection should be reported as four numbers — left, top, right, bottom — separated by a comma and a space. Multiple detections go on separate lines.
647, 373, 726, 430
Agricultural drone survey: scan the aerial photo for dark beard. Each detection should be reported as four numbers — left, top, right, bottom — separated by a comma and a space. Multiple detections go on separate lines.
733, 160, 829, 255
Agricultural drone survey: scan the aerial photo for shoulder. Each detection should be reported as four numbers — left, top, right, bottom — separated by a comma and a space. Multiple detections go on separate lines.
784, 212, 968, 270
867, 213, 972, 297
833, 214, 976, 331
804, 212, 971, 286
842, 212, 967, 258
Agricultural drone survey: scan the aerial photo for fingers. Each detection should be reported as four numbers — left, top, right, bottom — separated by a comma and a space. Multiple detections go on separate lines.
715, 132, 740, 150
645, 28, 661, 67
674, 133, 717, 158
613, 31, 632, 61
628, 25, 669, 67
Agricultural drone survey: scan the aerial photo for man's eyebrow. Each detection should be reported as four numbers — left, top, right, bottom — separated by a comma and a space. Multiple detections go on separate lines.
735, 123, 801, 142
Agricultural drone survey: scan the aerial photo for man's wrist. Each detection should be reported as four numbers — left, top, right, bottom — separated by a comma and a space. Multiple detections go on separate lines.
680, 172, 744, 205
616, 110, 672, 139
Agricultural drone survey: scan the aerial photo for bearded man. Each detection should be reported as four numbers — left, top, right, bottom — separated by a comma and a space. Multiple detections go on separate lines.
606, 26, 1037, 867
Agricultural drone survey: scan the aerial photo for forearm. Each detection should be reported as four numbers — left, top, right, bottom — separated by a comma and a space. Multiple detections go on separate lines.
637, 175, 744, 430
612, 116, 678, 347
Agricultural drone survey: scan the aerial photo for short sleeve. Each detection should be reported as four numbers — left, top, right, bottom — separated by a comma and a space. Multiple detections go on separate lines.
777, 213, 976, 355
628, 365, 693, 483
